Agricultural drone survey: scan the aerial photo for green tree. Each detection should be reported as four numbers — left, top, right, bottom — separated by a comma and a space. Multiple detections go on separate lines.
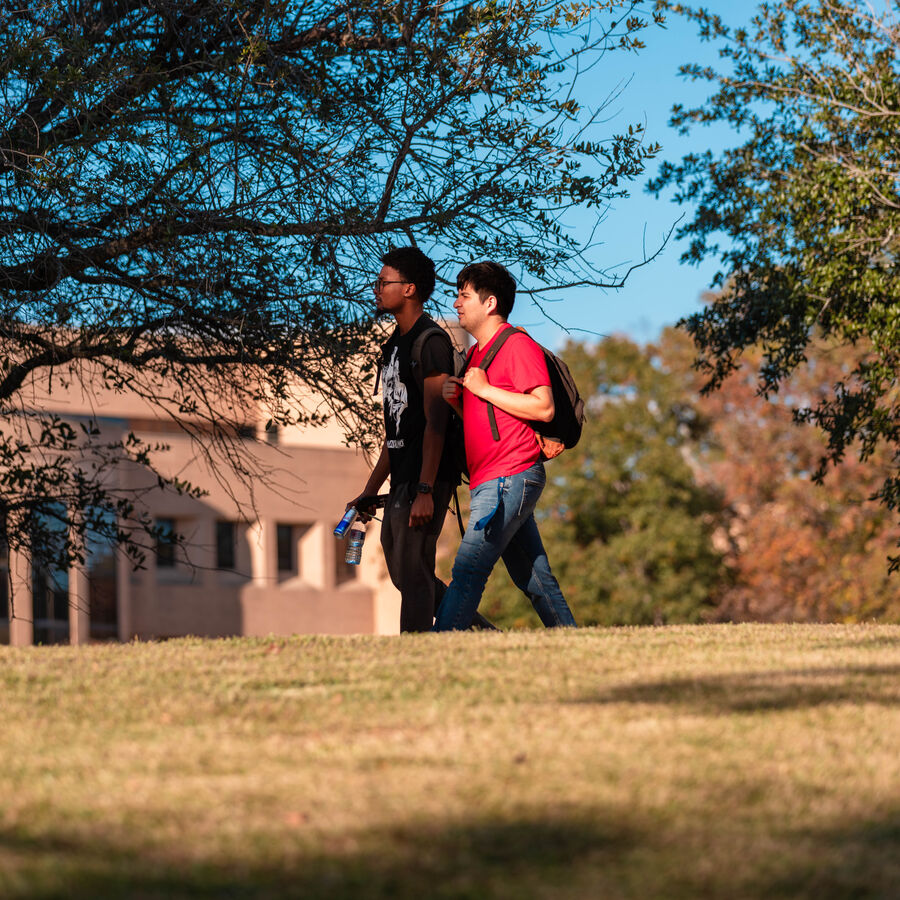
651, 1, 900, 562
473, 334, 729, 628
693, 331, 900, 623
0, 0, 665, 572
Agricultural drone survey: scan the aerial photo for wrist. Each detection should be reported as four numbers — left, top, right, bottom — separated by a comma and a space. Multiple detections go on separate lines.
415, 482, 432, 494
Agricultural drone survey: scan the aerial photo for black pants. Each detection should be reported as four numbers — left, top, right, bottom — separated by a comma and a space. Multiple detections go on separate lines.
380, 481, 454, 632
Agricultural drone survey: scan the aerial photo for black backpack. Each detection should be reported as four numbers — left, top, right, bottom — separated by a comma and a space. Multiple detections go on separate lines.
462, 326, 585, 459
410, 324, 468, 482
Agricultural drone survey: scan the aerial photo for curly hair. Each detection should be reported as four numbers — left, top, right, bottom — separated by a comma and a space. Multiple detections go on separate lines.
380, 246, 436, 302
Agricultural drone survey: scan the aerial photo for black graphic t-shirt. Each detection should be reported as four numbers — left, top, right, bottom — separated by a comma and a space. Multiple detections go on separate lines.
381, 315, 456, 485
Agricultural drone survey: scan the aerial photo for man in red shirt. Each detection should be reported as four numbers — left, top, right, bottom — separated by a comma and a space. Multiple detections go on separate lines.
433, 262, 577, 631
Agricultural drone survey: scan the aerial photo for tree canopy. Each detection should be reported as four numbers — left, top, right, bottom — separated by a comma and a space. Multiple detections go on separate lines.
0, 0, 664, 570
693, 329, 900, 623
652, 0, 900, 561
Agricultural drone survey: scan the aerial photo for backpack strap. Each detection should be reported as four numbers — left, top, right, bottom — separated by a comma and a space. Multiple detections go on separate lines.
410, 325, 449, 392
462, 326, 521, 442
452, 484, 465, 537
478, 325, 521, 368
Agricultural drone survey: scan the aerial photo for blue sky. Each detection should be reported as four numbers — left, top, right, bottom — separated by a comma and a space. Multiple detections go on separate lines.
512, 1, 762, 350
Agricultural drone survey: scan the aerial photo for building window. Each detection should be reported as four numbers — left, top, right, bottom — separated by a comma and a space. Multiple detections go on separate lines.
276, 524, 310, 578
276, 524, 294, 573
216, 521, 237, 570
31, 563, 69, 645
156, 518, 176, 568
86, 507, 118, 641
30, 505, 70, 645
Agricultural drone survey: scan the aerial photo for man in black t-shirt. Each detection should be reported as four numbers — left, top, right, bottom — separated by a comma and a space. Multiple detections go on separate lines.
347, 247, 461, 632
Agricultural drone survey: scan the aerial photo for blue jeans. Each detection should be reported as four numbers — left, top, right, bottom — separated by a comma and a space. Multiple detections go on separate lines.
433, 462, 577, 631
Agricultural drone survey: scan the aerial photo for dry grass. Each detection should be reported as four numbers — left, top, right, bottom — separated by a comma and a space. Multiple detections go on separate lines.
1, 624, 899, 899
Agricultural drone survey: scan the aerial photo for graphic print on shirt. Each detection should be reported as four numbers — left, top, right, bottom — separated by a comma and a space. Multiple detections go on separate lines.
383, 346, 407, 449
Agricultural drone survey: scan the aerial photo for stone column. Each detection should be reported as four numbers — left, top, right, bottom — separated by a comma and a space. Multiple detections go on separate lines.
68, 560, 91, 646
311, 522, 333, 590
116, 546, 132, 642
8, 546, 33, 647
247, 519, 269, 586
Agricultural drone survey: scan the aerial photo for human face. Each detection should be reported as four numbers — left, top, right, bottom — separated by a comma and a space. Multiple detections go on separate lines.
454, 282, 493, 336
373, 265, 410, 315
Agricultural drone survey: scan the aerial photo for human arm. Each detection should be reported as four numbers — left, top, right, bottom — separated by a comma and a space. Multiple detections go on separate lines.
347, 442, 390, 521
461, 367, 554, 422
410, 371, 449, 527
442, 375, 463, 417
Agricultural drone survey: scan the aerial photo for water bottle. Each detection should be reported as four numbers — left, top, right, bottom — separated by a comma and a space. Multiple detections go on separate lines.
334, 507, 358, 538
344, 527, 366, 565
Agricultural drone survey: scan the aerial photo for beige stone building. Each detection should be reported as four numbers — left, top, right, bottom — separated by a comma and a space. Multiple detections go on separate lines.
0, 368, 402, 646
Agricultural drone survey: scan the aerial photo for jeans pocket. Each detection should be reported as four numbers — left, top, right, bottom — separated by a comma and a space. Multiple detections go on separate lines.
518, 478, 543, 517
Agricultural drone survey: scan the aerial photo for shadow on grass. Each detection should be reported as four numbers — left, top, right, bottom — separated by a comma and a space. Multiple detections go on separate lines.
3, 806, 899, 900
805, 633, 900, 656
756, 813, 900, 900
573, 664, 900, 713
0, 814, 637, 900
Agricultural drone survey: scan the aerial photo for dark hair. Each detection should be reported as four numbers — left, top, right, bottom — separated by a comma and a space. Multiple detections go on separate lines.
380, 246, 436, 302
456, 261, 516, 318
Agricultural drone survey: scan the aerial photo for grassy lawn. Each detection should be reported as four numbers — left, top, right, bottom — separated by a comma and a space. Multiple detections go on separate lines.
1, 624, 899, 899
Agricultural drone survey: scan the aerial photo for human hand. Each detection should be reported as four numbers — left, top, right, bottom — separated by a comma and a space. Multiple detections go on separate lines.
442, 376, 463, 403
462, 367, 489, 398
409, 491, 434, 528
347, 493, 376, 523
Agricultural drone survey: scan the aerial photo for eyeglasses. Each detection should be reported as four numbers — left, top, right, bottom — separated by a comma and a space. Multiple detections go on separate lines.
373, 279, 410, 292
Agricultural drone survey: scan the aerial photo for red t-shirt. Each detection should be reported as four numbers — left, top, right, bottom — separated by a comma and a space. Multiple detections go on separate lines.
462, 325, 550, 489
